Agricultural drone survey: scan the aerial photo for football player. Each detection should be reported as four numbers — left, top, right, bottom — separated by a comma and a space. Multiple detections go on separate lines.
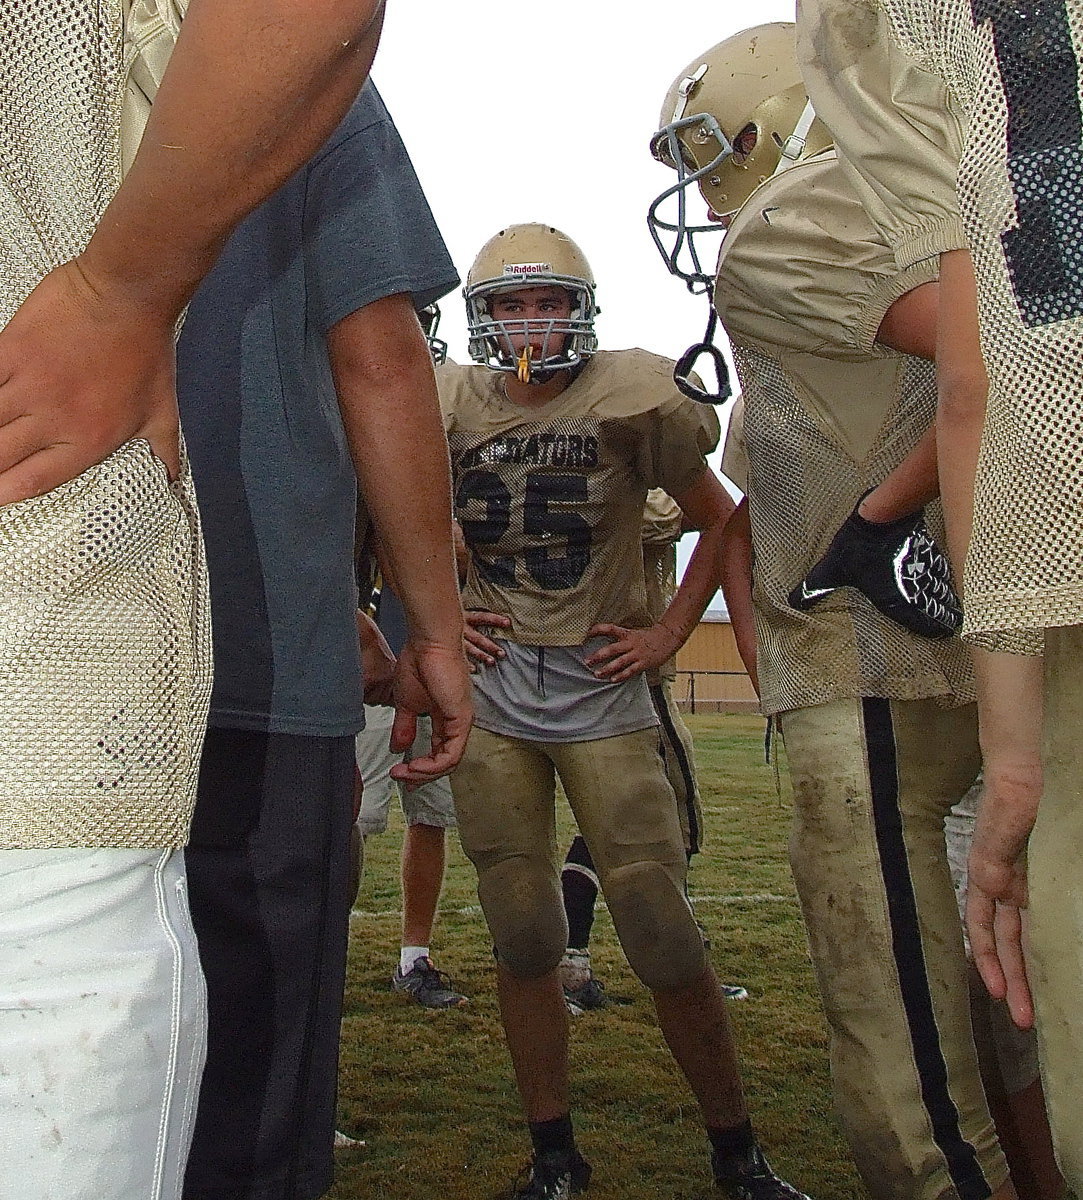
558, 489, 750, 1012
797, 2, 1083, 1186
441, 223, 809, 1200
651, 25, 1055, 1200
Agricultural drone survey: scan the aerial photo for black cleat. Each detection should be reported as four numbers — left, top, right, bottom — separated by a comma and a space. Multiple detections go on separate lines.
788, 498, 961, 639
712, 1143, 811, 1200
391, 957, 468, 1009
511, 1149, 592, 1198
563, 975, 632, 1014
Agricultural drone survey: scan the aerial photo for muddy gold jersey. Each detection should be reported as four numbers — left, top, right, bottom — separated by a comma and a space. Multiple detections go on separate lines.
800, 0, 1083, 650
715, 151, 974, 716
439, 352, 719, 647
797, 0, 969, 270
0, 0, 183, 328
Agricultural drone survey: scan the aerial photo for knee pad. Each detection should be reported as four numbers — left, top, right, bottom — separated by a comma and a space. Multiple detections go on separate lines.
476, 855, 567, 980
604, 859, 706, 991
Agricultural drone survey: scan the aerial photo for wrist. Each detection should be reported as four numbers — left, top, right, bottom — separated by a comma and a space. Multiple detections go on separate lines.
655, 618, 685, 648
77, 226, 211, 325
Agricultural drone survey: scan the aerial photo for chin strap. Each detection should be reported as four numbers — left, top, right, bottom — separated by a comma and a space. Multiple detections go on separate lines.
773, 99, 819, 177
673, 307, 731, 405
517, 344, 533, 384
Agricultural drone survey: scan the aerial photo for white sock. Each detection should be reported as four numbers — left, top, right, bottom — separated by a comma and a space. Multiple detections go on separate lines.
400, 945, 429, 974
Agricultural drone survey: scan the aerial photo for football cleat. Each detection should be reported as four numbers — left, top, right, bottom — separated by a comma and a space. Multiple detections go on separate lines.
712, 1143, 811, 1200
511, 1149, 592, 1199
391, 957, 468, 1009
788, 499, 962, 639
563, 975, 634, 1014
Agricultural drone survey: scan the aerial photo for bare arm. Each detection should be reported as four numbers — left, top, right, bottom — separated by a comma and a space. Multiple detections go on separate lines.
966, 648, 1044, 1029
856, 280, 941, 523
935, 249, 989, 579
327, 293, 472, 782
0, 0, 385, 502
719, 498, 759, 696
587, 468, 735, 681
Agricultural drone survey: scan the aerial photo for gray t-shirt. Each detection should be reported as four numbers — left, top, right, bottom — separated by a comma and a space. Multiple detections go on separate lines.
177, 83, 458, 736
470, 637, 658, 743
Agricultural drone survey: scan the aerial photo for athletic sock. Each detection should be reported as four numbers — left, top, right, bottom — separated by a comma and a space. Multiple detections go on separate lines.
400, 945, 429, 974
707, 1117, 756, 1162
528, 1113, 576, 1159
561, 836, 599, 949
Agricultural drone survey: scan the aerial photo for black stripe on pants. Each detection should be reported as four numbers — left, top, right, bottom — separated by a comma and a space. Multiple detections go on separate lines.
863, 697, 992, 1200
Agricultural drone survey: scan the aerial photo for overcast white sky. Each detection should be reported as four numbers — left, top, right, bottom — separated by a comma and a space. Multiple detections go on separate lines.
373, 0, 795, 366
372, 2, 797, 606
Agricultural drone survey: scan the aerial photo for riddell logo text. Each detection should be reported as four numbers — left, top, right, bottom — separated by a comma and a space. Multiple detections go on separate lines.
502, 262, 552, 276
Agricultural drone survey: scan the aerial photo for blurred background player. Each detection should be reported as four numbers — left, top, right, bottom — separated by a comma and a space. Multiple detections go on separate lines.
352, 547, 468, 1010
443, 222, 809, 1200
558, 488, 749, 1012
797, 2, 1083, 1185
651, 25, 1058, 1200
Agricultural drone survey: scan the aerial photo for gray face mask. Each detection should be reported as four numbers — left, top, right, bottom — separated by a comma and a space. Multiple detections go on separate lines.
648, 111, 733, 295
465, 277, 598, 384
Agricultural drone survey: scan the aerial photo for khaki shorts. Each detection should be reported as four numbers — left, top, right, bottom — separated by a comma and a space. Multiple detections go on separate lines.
354, 705, 455, 836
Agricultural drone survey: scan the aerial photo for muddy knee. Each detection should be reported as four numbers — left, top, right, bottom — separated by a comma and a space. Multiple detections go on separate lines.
477, 855, 567, 979
605, 860, 706, 990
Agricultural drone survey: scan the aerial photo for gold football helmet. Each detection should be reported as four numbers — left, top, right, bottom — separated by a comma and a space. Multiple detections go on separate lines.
648, 23, 833, 289
464, 223, 598, 383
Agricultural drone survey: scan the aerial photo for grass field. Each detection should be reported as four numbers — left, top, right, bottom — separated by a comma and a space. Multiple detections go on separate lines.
332, 713, 867, 1200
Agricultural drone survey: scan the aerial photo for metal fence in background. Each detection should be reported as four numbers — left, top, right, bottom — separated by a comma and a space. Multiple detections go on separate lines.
673, 669, 753, 714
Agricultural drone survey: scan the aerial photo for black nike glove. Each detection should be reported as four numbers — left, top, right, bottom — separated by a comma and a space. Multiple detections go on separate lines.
788, 498, 962, 640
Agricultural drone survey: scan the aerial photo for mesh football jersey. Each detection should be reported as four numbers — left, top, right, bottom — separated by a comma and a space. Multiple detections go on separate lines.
0, 0, 184, 327
797, 0, 969, 270
800, 0, 1083, 649
0, 1, 210, 847
439, 352, 719, 647
715, 152, 974, 716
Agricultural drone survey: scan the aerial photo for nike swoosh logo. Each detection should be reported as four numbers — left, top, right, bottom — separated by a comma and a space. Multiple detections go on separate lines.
794, 581, 835, 603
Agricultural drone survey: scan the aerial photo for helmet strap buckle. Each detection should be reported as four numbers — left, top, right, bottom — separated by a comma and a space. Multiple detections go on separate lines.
673, 307, 731, 405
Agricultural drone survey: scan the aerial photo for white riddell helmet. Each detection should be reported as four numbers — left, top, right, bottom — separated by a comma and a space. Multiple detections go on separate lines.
464, 223, 598, 383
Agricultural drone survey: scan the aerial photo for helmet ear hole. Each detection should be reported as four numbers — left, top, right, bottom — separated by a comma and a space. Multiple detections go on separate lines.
732, 123, 758, 164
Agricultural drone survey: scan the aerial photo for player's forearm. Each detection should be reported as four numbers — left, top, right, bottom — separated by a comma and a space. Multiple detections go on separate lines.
81, 0, 384, 319
858, 424, 940, 522
973, 647, 1044, 858
658, 525, 725, 653
719, 500, 759, 695
660, 471, 735, 648
328, 301, 463, 649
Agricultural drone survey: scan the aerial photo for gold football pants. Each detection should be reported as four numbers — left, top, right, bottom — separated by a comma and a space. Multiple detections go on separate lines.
451, 724, 707, 990
780, 696, 1007, 1200
1030, 624, 1083, 1193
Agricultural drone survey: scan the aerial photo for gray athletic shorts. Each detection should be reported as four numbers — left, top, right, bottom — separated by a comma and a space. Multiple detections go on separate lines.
354, 705, 455, 836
